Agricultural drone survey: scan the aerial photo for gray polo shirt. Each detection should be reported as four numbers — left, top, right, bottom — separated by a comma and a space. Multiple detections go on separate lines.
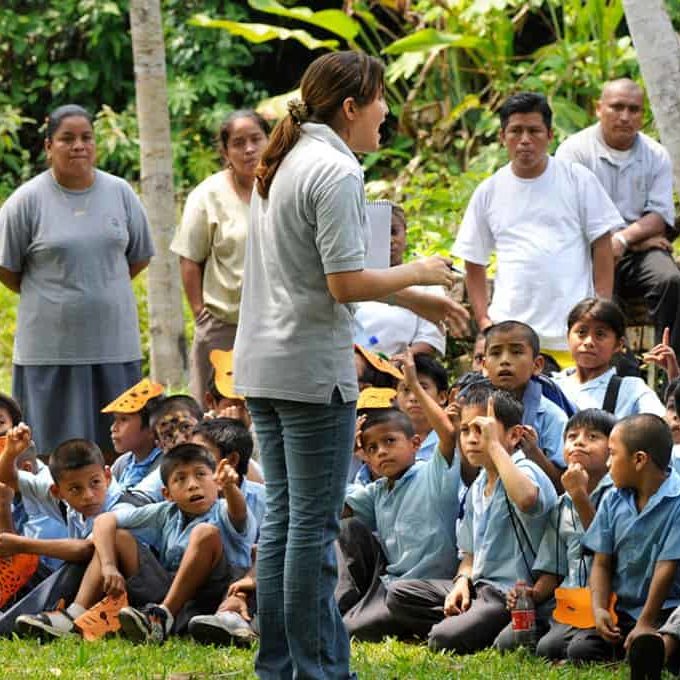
234, 123, 369, 404
555, 123, 674, 226
0, 170, 154, 365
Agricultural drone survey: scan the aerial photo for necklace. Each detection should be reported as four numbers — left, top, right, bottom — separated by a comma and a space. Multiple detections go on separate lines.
51, 171, 94, 217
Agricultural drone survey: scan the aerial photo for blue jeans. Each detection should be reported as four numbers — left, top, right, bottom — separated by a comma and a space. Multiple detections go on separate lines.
248, 392, 356, 680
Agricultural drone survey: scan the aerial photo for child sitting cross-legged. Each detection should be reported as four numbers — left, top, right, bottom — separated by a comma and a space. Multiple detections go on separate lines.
493, 408, 616, 657
385, 385, 557, 653
337, 349, 462, 641
15, 443, 256, 642
481, 320, 569, 491
571, 414, 680, 667
103, 378, 165, 490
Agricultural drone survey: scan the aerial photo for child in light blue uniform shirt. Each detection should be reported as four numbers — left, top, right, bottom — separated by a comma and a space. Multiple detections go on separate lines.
482, 321, 568, 492
494, 408, 616, 657
578, 414, 680, 666
386, 385, 557, 653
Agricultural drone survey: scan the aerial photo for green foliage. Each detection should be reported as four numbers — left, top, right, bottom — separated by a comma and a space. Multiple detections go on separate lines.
0, 105, 34, 201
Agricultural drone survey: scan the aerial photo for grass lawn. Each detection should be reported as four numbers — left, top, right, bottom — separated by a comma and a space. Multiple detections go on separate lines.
0, 637, 634, 680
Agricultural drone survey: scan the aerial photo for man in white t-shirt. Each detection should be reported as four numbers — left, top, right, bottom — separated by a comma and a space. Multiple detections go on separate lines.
556, 79, 680, 356
354, 205, 446, 356
453, 92, 622, 365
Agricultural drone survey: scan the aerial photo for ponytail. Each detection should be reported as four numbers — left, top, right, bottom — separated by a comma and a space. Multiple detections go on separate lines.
255, 51, 384, 200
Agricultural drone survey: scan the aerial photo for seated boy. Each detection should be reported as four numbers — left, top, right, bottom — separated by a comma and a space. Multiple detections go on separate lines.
337, 350, 462, 641
494, 408, 616, 656
124, 395, 203, 505
482, 320, 569, 490
206, 349, 264, 483
395, 353, 448, 462
386, 385, 557, 653
572, 414, 680, 665
102, 378, 165, 490
16, 443, 256, 642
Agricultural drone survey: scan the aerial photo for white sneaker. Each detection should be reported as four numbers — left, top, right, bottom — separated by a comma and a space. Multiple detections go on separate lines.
188, 611, 257, 646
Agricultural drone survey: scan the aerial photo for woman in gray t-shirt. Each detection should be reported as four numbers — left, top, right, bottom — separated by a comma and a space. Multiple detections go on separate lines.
233, 52, 467, 679
0, 105, 154, 455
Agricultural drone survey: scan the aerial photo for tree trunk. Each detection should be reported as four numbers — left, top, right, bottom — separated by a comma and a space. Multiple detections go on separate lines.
129, 0, 186, 387
623, 0, 680, 192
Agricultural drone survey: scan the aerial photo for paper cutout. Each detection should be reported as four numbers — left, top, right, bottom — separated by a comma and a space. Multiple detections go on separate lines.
357, 388, 397, 410
101, 378, 164, 414
354, 344, 404, 381
74, 592, 129, 641
210, 349, 244, 401
553, 588, 617, 629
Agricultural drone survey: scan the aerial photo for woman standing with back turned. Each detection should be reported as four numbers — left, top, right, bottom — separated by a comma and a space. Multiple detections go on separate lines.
234, 52, 468, 679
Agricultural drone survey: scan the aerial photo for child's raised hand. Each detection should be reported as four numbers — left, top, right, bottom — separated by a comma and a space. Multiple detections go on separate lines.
470, 396, 502, 451
215, 459, 240, 489
354, 414, 367, 456
445, 388, 463, 433
643, 327, 680, 380
561, 462, 589, 498
394, 349, 418, 390
519, 425, 541, 456
3, 424, 32, 460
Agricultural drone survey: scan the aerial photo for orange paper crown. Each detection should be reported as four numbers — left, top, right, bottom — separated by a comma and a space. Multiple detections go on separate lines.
354, 344, 404, 381
357, 387, 397, 410
101, 378, 164, 414
210, 349, 244, 401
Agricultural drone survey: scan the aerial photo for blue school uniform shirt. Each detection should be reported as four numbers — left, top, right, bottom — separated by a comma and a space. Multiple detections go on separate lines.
522, 380, 568, 469
113, 498, 256, 571
416, 430, 439, 462
126, 467, 164, 504
353, 463, 375, 487
582, 470, 680, 618
533, 475, 614, 588
344, 446, 461, 582
242, 478, 266, 534
554, 367, 665, 418
458, 450, 557, 593
17, 463, 68, 573
67, 477, 123, 539
111, 446, 163, 489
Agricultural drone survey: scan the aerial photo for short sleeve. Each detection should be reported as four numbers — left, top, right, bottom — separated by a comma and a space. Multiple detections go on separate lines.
573, 165, 624, 241
121, 182, 155, 264
581, 496, 614, 555
452, 183, 495, 265
644, 149, 675, 227
170, 183, 212, 263
536, 400, 568, 469
113, 502, 166, 549
314, 174, 367, 275
632, 383, 666, 417
554, 137, 588, 166
17, 469, 61, 513
515, 459, 556, 518
344, 483, 377, 531
458, 494, 474, 555
0, 187, 35, 272
533, 504, 565, 577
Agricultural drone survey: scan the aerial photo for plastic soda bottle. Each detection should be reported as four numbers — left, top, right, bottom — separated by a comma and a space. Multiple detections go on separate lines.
511, 580, 537, 650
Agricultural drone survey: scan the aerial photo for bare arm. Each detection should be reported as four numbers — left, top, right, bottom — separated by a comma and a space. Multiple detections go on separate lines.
520, 430, 564, 493
620, 212, 666, 245
0, 424, 33, 493
0, 267, 21, 294
92, 512, 120, 569
179, 256, 205, 318
636, 560, 678, 628
591, 233, 614, 299
215, 460, 248, 532
129, 258, 150, 280
0, 533, 93, 562
464, 262, 491, 330
489, 441, 539, 513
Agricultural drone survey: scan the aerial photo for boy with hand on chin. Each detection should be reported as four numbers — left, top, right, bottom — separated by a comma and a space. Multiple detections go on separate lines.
386, 385, 556, 653
574, 414, 680, 669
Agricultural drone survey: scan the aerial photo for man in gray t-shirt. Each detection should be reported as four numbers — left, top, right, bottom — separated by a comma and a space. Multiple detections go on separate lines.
556, 79, 680, 354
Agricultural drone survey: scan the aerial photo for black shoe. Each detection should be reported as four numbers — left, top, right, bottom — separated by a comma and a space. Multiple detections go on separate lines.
118, 603, 171, 643
629, 633, 665, 680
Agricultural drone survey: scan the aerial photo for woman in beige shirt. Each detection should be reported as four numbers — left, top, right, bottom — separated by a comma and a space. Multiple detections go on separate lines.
171, 111, 269, 405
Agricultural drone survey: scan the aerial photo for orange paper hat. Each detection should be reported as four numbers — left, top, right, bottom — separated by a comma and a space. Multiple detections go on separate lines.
210, 349, 244, 401
357, 388, 397, 410
354, 344, 404, 381
101, 378, 164, 414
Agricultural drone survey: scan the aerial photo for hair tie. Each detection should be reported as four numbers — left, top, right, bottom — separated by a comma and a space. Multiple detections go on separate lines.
287, 98, 309, 125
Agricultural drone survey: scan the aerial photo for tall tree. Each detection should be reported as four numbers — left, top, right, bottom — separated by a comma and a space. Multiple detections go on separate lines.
623, 0, 680, 191
129, 0, 186, 386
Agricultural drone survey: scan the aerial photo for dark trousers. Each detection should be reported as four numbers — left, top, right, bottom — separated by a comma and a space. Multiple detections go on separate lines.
334, 517, 410, 642
386, 578, 510, 653
615, 248, 680, 356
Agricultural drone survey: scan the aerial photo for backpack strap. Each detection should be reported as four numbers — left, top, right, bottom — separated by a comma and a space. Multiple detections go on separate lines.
602, 375, 622, 415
